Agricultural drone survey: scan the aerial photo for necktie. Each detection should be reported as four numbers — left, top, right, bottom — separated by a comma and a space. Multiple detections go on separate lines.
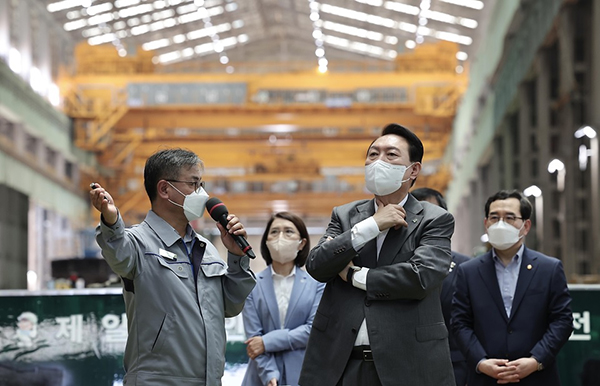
359, 239, 378, 269
379, 226, 401, 266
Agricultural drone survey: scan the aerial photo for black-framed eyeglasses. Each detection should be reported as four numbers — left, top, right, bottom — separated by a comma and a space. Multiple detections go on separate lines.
166, 180, 206, 193
487, 214, 523, 226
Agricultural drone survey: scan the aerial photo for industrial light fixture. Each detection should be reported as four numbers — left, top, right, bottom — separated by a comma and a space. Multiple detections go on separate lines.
523, 185, 542, 198
548, 159, 565, 173
574, 125, 597, 139
309, 0, 328, 73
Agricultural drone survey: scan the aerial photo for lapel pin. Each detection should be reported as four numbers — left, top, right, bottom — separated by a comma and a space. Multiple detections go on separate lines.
412, 219, 418, 223
449, 261, 456, 272
527, 264, 532, 270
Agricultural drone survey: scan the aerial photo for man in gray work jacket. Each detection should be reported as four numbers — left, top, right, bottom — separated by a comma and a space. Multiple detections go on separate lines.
90, 148, 256, 386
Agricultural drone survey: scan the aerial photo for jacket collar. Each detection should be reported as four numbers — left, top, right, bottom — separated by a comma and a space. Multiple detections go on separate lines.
258, 266, 280, 327
258, 266, 310, 328
510, 247, 538, 320
143, 210, 191, 247
478, 252, 507, 321
477, 247, 538, 322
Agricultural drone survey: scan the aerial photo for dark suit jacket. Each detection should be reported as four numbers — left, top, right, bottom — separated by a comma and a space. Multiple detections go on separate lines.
299, 196, 456, 386
451, 247, 573, 386
441, 251, 471, 363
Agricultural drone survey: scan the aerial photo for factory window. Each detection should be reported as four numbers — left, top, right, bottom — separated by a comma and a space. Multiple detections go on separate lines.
531, 158, 538, 178
25, 135, 38, 156
508, 114, 519, 153
574, 36, 586, 63
526, 79, 537, 127
550, 109, 558, 127
579, 261, 590, 275
46, 147, 57, 167
552, 218, 561, 239
530, 134, 539, 152
65, 161, 74, 180
0, 120, 15, 142
579, 229, 589, 253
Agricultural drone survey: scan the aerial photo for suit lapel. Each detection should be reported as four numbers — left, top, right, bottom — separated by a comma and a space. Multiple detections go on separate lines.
285, 269, 307, 327
351, 199, 378, 268
349, 199, 376, 224
377, 195, 423, 267
259, 266, 281, 328
509, 248, 537, 320
477, 253, 509, 322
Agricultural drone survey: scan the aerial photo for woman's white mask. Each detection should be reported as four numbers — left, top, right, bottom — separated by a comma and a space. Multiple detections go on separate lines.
267, 237, 301, 264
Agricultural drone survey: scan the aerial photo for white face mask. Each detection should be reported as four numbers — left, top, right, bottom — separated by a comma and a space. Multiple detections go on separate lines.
487, 220, 524, 250
168, 183, 209, 222
267, 237, 301, 264
365, 159, 413, 196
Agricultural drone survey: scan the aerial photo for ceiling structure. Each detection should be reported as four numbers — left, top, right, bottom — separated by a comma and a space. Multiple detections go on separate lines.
44, 0, 493, 72
41, 0, 495, 226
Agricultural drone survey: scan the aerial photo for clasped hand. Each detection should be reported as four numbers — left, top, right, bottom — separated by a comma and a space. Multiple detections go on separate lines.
244, 337, 278, 386
478, 357, 538, 384
244, 336, 265, 360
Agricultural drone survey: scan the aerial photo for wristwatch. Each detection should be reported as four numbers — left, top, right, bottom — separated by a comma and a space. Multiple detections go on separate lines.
531, 357, 544, 371
346, 266, 361, 284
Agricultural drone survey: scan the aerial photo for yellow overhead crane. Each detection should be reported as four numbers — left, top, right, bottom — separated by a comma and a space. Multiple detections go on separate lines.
59, 41, 467, 224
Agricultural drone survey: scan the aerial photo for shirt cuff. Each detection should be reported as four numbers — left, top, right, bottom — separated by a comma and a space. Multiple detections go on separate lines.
351, 216, 380, 250
352, 267, 369, 291
476, 358, 485, 373
99, 213, 124, 235
227, 252, 250, 271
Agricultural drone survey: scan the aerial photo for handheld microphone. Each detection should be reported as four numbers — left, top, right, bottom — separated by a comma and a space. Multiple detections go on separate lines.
206, 197, 256, 259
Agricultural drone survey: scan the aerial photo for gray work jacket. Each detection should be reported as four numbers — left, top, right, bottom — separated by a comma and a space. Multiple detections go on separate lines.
96, 210, 256, 386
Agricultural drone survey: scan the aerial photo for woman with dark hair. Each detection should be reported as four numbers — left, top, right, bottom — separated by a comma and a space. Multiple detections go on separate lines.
241, 212, 324, 386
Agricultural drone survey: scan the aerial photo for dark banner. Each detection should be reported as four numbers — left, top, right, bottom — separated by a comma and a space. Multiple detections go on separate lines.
0, 289, 248, 386
0, 289, 127, 386
0, 286, 598, 385
558, 285, 600, 386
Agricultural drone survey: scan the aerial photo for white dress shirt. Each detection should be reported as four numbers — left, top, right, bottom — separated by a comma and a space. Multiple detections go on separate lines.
349, 195, 409, 346
272, 265, 297, 328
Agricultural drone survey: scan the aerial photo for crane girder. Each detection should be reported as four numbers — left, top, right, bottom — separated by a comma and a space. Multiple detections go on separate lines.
62, 42, 466, 222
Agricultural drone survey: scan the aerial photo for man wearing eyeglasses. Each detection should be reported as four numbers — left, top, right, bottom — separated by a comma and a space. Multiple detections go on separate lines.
90, 148, 256, 386
451, 189, 573, 386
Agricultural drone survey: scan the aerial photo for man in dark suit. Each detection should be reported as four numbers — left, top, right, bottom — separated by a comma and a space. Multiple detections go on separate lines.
452, 189, 573, 385
412, 187, 470, 386
299, 123, 456, 386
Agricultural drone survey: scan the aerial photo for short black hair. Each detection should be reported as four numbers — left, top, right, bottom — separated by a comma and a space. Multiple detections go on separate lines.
381, 123, 424, 163
143, 148, 203, 202
411, 187, 447, 210
484, 190, 532, 220
260, 212, 310, 267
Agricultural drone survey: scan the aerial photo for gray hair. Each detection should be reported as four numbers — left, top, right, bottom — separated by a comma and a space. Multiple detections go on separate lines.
143, 148, 203, 202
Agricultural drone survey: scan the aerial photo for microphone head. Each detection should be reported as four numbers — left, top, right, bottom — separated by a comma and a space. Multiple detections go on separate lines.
206, 197, 228, 221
